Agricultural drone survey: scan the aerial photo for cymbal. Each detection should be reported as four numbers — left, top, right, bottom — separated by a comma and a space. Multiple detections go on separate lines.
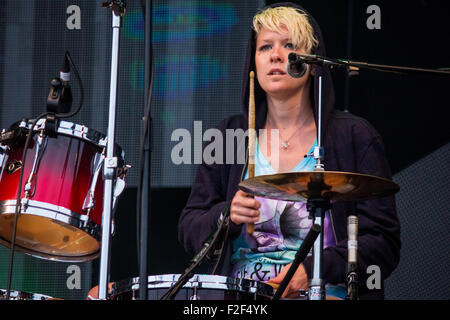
238, 171, 399, 202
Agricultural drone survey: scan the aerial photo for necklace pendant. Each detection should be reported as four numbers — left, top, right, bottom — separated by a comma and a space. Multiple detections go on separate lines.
281, 141, 289, 150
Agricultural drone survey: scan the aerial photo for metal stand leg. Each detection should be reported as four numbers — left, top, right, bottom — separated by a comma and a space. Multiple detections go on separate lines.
98, 1, 126, 300
307, 199, 331, 300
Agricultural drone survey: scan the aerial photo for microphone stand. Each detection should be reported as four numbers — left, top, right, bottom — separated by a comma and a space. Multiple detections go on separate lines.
307, 75, 328, 300
297, 53, 450, 77
306, 198, 330, 300
272, 224, 321, 300
292, 53, 450, 301
98, 0, 126, 300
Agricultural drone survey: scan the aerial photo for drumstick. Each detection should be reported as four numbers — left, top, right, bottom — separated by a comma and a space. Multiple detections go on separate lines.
248, 71, 255, 234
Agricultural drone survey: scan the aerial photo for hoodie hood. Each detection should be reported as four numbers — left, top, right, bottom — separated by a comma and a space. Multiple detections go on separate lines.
241, 2, 335, 137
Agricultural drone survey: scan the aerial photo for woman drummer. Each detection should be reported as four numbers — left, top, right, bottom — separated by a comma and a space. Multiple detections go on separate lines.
178, 3, 400, 299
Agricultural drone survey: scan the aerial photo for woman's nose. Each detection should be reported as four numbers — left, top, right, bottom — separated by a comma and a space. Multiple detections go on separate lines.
270, 46, 284, 63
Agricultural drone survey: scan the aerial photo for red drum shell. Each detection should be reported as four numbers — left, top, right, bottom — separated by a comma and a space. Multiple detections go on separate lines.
0, 122, 124, 262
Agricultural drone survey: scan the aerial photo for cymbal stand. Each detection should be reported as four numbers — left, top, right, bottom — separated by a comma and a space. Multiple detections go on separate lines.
307, 198, 331, 300
313, 75, 325, 172
308, 75, 327, 300
98, 0, 126, 300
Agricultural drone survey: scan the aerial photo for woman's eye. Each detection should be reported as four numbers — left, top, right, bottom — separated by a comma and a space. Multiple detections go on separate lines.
259, 44, 271, 51
285, 43, 295, 49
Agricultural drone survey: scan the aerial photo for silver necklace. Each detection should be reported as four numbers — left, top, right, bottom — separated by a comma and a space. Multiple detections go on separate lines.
268, 115, 312, 150
279, 126, 302, 150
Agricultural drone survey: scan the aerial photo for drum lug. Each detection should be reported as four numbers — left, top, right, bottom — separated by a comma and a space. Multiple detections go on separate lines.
20, 197, 29, 211
24, 132, 47, 197
189, 286, 200, 300
112, 164, 130, 208
82, 193, 95, 213
82, 153, 105, 213
112, 178, 126, 209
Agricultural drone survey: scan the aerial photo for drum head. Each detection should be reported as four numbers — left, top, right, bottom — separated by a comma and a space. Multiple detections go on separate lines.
0, 213, 100, 262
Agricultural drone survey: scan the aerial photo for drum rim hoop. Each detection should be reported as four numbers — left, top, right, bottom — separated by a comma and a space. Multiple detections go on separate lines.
0, 199, 101, 238
109, 274, 274, 299
0, 199, 101, 262
2, 119, 125, 158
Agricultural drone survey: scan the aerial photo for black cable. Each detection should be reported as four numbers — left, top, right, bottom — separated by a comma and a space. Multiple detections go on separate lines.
5, 51, 84, 300
58, 51, 85, 119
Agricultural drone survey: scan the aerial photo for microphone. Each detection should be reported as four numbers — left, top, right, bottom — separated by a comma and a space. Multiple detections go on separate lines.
46, 52, 73, 114
286, 52, 308, 78
347, 215, 358, 266
60, 53, 71, 84
191, 212, 229, 264
346, 215, 359, 300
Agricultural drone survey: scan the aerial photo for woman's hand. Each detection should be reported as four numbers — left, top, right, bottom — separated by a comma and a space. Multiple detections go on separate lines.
230, 190, 261, 225
268, 263, 308, 299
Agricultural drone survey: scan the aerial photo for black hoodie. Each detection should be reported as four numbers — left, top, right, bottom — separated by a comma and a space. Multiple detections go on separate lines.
178, 2, 400, 299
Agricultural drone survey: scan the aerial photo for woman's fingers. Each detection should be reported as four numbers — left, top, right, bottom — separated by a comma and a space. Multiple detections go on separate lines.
268, 263, 308, 299
231, 207, 260, 224
233, 190, 261, 208
230, 190, 261, 225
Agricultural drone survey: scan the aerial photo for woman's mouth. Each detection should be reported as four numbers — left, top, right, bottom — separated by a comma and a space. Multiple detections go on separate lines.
268, 69, 286, 76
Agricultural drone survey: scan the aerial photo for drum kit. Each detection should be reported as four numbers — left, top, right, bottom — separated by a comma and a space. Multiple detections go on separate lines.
0, 116, 400, 300
0, 0, 403, 302
0, 75, 400, 301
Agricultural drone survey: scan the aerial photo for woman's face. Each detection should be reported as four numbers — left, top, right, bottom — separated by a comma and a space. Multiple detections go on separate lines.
255, 27, 311, 99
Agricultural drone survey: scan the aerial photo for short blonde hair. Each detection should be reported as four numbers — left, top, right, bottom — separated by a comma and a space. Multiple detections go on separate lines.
252, 6, 318, 54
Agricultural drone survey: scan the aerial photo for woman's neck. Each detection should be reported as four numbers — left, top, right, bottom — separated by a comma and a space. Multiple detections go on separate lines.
265, 85, 314, 129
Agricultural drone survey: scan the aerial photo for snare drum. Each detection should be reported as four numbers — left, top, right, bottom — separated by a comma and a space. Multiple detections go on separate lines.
109, 274, 274, 300
0, 119, 128, 262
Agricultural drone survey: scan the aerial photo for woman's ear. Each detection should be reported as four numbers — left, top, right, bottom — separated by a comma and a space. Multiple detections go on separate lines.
310, 65, 316, 77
